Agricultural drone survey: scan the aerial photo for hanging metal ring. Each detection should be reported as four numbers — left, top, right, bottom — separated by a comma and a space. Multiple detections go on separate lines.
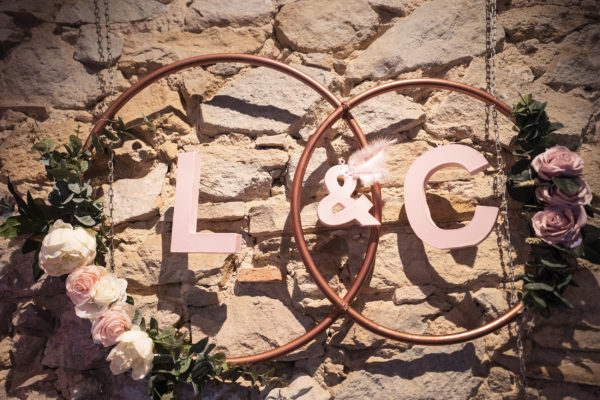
290, 78, 524, 345
83, 54, 383, 364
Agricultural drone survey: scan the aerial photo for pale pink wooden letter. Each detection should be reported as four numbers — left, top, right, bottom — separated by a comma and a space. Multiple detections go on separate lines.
404, 144, 499, 249
170, 152, 241, 253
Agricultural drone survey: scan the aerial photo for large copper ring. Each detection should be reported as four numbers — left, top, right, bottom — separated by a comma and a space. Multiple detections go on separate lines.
291, 78, 524, 345
84, 54, 382, 364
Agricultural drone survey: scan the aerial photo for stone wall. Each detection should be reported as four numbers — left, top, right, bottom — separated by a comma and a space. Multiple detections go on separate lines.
1, 0, 599, 399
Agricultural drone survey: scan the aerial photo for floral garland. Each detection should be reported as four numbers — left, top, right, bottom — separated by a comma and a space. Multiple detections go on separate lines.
508, 95, 599, 316
0, 119, 272, 400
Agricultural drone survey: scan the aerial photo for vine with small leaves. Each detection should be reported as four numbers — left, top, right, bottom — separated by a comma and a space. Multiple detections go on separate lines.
507, 94, 600, 317
0, 114, 277, 399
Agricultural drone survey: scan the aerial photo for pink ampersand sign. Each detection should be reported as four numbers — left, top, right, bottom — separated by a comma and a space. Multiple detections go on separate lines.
404, 144, 499, 249
317, 165, 381, 227
170, 152, 242, 254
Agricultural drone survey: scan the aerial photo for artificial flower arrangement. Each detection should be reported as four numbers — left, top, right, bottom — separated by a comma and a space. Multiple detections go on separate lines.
0, 119, 273, 399
508, 95, 599, 315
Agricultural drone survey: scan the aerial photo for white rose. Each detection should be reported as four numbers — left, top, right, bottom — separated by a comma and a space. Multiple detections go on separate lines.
106, 327, 154, 380
39, 219, 97, 276
75, 272, 128, 319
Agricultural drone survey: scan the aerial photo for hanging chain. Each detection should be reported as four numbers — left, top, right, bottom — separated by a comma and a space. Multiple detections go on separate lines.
94, 0, 116, 271
485, 0, 528, 391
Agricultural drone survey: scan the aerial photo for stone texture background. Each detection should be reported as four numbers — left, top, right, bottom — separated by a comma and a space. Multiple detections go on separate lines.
1, 0, 599, 399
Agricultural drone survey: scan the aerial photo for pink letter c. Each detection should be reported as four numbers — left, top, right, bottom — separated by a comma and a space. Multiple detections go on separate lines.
404, 144, 499, 249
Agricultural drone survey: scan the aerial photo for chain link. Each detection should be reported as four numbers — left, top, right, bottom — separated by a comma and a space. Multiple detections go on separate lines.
94, 0, 116, 272
485, 0, 528, 391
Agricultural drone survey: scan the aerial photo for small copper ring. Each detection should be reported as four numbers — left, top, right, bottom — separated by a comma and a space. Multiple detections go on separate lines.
291, 78, 524, 345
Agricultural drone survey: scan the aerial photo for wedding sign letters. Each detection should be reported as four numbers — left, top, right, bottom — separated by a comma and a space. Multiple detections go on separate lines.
171, 144, 499, 253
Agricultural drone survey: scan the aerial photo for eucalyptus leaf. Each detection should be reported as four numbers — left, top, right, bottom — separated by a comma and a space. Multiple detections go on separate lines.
31, 139, 55, 153
523, 282, 555, 291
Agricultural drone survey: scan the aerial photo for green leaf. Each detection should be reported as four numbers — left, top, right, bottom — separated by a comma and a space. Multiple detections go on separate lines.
190, 337, 208, 355
31, 139, 55, 153
540, 256, 568, 269
22, 239, 41, 254
74, 214, 96, 227
556, 274, 572, 290
552, 291, 573, 308
548, 122, 564, 133
0, 216, 20, 238
529, 291, 547, 309
152, 354, 175, 371
68, 182, 82, 194
7, 179, 29, 216
524, 282, 555, 291
69, 135, 82, 153
47, 168, 73, 180
32, 248, 44, 281
90, 133, 104, 154
132, 308, 142, 326
142, 113, 156, 132
102, 127, 119, 142
150, 317, 159, 332
139, 318, 146, 331
126, 295, 135, 305
552, 177, 580, 196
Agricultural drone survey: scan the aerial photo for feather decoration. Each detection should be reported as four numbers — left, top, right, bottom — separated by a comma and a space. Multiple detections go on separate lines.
347, 138, 397, 186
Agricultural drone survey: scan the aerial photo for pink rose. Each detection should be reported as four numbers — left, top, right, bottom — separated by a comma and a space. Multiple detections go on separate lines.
91, 303, 134, 347
66, 265, 107, 306
532, 206, 587, 248
530, 146, 584, 180
536, 178, 593, 207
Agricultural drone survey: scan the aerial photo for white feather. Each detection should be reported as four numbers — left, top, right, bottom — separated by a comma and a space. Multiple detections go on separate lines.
347, 138, 397, 186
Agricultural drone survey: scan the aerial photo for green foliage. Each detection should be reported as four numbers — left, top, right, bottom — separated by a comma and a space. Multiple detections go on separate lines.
508, 94, 598, 316
0, 120, 126, 278
144, 319, 277, 400
511, 94, 563, 151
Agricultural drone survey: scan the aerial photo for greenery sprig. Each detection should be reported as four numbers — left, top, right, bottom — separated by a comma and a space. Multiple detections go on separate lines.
508, 94, 600, 316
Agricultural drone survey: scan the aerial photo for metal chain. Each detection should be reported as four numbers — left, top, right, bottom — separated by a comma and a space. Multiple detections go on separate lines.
485, 0, 528, 391
94, 0, 116, 271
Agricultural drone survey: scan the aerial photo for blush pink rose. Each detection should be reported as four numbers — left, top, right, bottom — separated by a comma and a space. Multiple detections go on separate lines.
536, 178, 593, 207
530, 146, 584, 180
66, 265, 107, 306
91, 303, 134, 347
532, 206, 587, 248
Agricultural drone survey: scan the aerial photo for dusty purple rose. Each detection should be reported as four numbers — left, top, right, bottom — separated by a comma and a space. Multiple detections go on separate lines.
536, 178, 593, 207
530, 145, 584, 180
532, 206, 587, 248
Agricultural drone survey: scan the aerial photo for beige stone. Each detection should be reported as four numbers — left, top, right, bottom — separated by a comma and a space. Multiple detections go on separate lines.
116, 80, 185, 124
275, 0, 379, 55
0, 25, 105, 109
499, 5, 592, 43
119, 27, 268, 73
185, 0, 275, 32
198, 64, 336, 136
425, 58, 534, 146
347, 0, 505, 82
236, 266, 283, 282
248, 196, 320, 237
197, 201, 245, 221
351, 92, 426, 139
190, 295, 324, 360
106, 162, 167, 224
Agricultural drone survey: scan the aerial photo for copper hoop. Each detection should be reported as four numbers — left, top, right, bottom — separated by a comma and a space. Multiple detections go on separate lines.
84, 54, 382, 364
291, 78, 524, 345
